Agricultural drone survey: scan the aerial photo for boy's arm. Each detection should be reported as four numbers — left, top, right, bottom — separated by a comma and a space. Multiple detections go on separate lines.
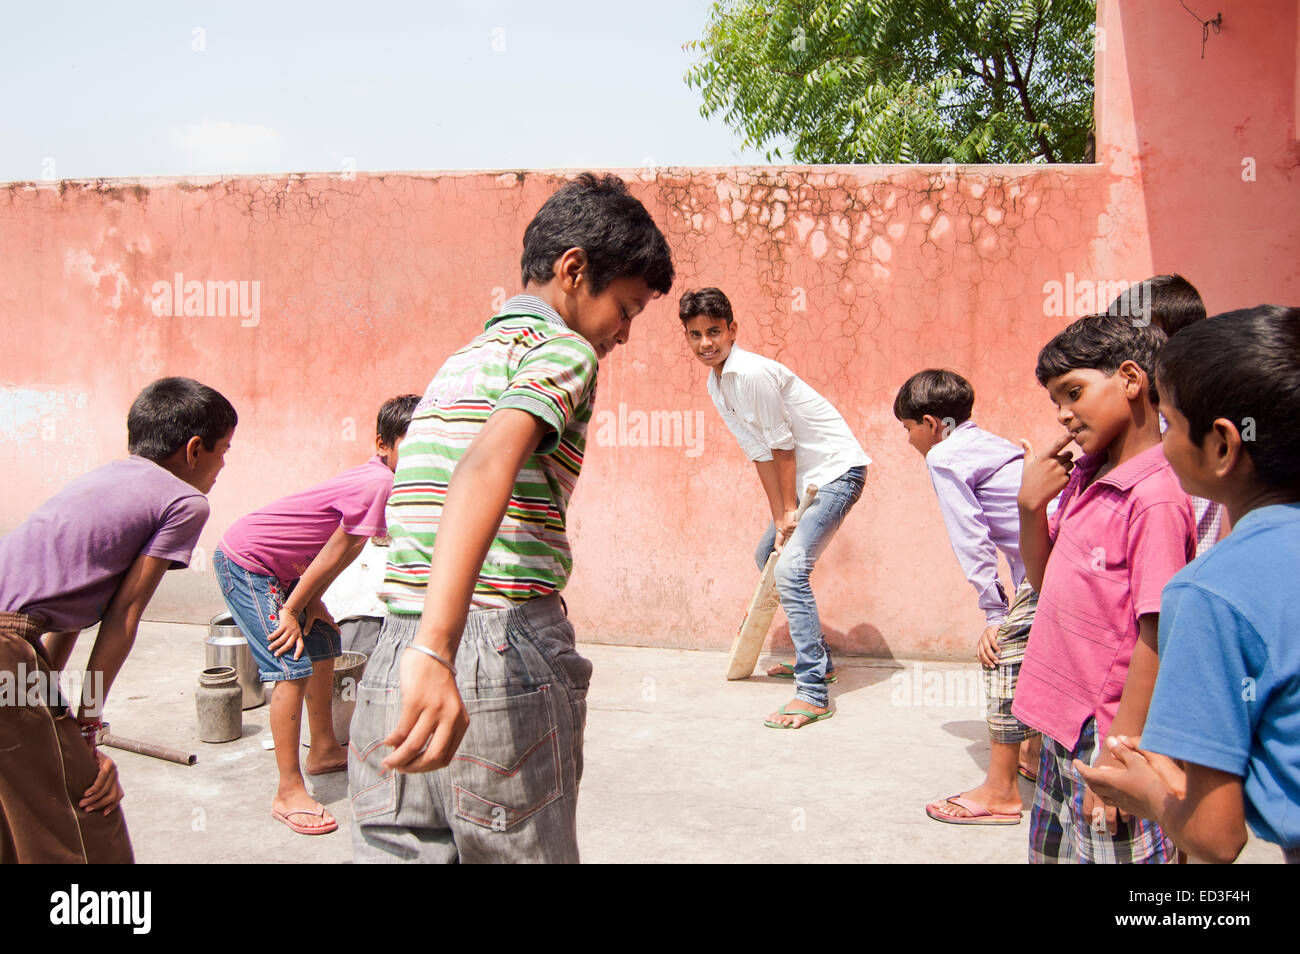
928, 459, 1006, 624
382, 407, 548, 773
79, 554, 173, 721
42, 630, 83, 670
753, 449, 798, 541
1076, 739, 1249, 863
71, 553, 172, 815
1016, 433, 1074, 591
266, 526, 368, 658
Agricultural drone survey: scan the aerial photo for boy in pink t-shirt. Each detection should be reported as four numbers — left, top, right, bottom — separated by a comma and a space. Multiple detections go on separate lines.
214, 394, 418, 836
1012, 313, 1194, 863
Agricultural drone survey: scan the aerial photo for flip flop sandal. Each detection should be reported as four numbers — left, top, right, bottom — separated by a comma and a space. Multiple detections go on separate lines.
272, 805, 339, 835
765, 662, 838, 684
763, 705, 834, 729
305, 761, 348, 777
925, 794, 1022, 826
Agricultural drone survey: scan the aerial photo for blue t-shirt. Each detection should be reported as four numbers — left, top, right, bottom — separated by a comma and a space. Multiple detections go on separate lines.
1141, 502, 1300, 849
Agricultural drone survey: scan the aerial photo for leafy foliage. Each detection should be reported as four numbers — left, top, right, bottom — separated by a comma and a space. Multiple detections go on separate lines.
685, 0, 1096, 163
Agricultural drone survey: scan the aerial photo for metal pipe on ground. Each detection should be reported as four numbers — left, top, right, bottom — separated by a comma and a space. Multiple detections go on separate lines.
102, 733, 197, 766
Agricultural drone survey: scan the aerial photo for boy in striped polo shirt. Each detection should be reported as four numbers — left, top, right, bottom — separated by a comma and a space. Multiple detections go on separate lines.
348, 173, 674, 863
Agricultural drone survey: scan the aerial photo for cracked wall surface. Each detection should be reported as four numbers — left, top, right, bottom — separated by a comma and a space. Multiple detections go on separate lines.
1, 0, 1296, 659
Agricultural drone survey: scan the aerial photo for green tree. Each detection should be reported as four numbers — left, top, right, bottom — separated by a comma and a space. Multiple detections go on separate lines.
685, 0, 1096, 164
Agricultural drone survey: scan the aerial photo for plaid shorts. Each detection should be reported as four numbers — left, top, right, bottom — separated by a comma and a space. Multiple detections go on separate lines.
982, 581, 1039, 744
1028, 718, 1176, 864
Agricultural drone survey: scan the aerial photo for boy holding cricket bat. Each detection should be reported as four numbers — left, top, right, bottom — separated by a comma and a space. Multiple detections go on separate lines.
681, 288, 870, 729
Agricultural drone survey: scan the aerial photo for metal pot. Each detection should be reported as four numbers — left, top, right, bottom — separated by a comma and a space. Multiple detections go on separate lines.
206, 613, 267, 709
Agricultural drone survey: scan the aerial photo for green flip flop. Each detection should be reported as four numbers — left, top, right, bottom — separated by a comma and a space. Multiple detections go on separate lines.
766, 662, 838, 684
763, 705, 834, 729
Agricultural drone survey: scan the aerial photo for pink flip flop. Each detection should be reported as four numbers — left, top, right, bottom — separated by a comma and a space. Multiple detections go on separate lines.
272, 805, 338, 835
925, 794, 1022, 826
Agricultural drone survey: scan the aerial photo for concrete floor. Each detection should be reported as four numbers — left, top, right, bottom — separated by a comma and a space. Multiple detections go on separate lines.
69, 621, 1280, 864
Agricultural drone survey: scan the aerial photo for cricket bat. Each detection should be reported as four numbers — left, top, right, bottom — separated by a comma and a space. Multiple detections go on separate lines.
725, 484, 818, 680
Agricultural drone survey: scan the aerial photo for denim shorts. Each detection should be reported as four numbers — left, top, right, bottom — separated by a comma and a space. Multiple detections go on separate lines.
349, 594, 590, 864
213, 547, 341, 682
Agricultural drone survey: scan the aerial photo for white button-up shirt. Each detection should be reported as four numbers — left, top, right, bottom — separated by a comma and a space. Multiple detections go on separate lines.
706, 345, 871, 493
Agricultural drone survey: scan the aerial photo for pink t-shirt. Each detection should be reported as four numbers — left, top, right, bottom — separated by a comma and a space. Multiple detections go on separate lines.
1012, 444, 1194, 749
219, 457, 393, 582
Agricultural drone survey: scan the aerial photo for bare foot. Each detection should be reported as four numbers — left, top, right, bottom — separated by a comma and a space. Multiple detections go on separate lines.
304, 743, 348, 776
926, 780, 1022, 820
272, 788, 336, 832
764, 698, 830, 728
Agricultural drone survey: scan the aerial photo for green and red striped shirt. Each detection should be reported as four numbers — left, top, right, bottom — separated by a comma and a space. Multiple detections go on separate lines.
380, 295, 597, 612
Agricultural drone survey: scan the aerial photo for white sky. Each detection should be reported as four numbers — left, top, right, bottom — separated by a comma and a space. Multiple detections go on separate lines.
0, 0, 776, 182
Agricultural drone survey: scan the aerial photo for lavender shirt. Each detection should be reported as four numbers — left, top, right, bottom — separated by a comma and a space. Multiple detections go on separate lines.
925, 421, 1027, 625
0, 457, 209, 631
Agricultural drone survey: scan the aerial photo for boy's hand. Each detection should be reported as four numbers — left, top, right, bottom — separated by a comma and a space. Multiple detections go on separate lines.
303, 597, 339, 636
1075, 736, 1172, 828
267, 609, 306, 659
976, 623, 1003, 669
79, 751, 124, 815
1017, 433, 1075, 513
1081, 745, 1125, 835
381, 647, 470, 773
774, 508, 799, 550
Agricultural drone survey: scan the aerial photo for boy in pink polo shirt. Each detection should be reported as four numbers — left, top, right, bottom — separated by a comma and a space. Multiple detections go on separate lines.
214, 394, 418, 836
1013, 313, 1194, 863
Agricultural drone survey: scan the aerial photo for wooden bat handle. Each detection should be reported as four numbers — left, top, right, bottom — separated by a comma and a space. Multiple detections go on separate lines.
794, 483, 818, 521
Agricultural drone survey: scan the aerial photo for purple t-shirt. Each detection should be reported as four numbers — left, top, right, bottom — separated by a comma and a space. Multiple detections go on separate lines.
0, 456, 210, 631
218, 456, 393, 582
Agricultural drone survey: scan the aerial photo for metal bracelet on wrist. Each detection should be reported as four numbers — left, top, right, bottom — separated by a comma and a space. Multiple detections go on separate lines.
406, 643, 456, 676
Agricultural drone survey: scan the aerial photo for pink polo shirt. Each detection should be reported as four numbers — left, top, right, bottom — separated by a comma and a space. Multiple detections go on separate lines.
1012, 443, 1194, 749
219, 456, 393, 583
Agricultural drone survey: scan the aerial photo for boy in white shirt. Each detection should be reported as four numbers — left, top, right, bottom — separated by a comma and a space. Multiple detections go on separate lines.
681, 288, 871, 728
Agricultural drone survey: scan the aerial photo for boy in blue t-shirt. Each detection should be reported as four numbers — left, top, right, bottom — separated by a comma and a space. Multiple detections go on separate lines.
1077, 306, 1300, 863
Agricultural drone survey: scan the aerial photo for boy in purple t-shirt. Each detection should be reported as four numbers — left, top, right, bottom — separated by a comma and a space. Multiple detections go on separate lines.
214, 394, 418, 836
0, 377, 237, 863
1013, 313, 1194, 863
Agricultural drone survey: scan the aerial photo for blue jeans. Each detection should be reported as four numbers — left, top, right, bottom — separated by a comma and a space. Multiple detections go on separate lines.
755, 466, 865, 709
349, 595, 591, 864
213, 547, 341, 682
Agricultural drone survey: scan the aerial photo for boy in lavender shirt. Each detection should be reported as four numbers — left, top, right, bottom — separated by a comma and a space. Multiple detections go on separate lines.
214, 393, 418, 836
0, 377, 236, 863
894, 370, 1041, 825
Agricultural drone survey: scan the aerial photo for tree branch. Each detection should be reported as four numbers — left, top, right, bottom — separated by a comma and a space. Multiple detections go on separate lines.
1003, 40, 1056, 162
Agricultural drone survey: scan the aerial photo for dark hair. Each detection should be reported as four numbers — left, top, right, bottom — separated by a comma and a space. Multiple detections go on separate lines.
377, 393, 421, 447
1035, 313, 1167, 403
1157, 306, 1300, 488
520, 173, 674, 296
1105, 274, 1207, 338
127, 377, 237, 461
892, 369, 975, 424
678, 287, 734, 325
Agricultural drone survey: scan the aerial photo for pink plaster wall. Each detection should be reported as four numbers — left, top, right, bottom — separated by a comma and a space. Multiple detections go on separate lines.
1, 1, 1296, 659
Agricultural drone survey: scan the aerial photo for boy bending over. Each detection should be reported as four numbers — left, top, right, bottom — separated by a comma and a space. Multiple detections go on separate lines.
214, 393, 418, 836
681, 287, 870, 729
0, 377, 236, 862
893, 369, 1041, 825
